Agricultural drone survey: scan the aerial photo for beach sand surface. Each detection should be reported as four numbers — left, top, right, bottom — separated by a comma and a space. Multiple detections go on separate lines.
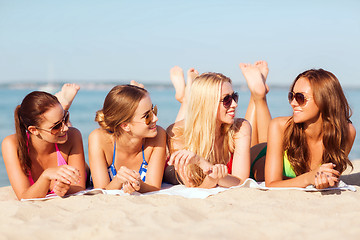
1, 161, 360, 240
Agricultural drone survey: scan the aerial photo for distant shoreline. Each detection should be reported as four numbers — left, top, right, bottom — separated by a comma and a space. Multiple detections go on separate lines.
1, 81, 359, 91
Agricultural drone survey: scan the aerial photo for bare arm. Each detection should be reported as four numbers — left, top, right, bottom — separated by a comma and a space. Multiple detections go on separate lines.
88, 129, 121, 190
265, 117, 339, 188
2, 135, 80, 200
230, 119, 252, 184
64, 127, 86, 194
137, 126, 167, 193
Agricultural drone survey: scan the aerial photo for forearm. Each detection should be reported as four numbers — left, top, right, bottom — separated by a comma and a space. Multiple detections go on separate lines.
266, 172, 312, 188
198, 176, 218, 189
104, 176, 124, 190
19, 175, 51, 200
138, 181, 161, 193
217, 175, 242, 187
67, 184, 86, 194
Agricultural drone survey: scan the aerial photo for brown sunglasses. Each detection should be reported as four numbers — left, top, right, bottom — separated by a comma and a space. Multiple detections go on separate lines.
143, 105, 158, 125
36, 111, 70, 135
288, 92, 310, 106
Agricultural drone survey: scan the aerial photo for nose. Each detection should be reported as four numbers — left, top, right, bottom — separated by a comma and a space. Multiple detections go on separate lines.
230, 98, 238, 108
62, 122, 69, 132
290, 97, 299, 108
152, 112, 159, 123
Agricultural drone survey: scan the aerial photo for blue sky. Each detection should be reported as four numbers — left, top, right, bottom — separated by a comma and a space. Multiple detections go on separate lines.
0, 0, 359, 86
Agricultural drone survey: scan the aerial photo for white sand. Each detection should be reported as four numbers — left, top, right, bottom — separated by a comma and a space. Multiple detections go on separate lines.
1, 161, 360, 239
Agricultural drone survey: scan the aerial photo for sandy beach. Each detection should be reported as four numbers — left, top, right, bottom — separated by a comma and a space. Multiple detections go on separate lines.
1, 161, 360, 240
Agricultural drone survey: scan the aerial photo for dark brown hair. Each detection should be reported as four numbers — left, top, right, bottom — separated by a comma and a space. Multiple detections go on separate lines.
283, 69, 353, 175
15, 91, 60, 174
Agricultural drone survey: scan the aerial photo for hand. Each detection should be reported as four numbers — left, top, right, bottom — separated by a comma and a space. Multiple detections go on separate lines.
122, 180, 141, 194
116, 167, 141, 191
169, 150, 202, 187
312, 163, 340, 189
168, 150, 201, 171
52, 180, 71, 197
204, 164, 228, 181
44, 165, 81, 185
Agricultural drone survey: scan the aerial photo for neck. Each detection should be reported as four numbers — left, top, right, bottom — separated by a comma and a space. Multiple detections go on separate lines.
115, 133, 144, 154
303, 115, 323, 141
29, 134, 56, 154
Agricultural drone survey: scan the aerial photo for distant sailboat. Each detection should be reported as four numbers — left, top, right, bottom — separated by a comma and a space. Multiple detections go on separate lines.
39, 62, 59, 93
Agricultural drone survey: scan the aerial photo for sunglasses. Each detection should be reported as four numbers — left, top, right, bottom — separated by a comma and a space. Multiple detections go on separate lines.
220, 92, 239, 109
36, 111, 70, 135
143, 105, 158, 125
288, 92, 310, 106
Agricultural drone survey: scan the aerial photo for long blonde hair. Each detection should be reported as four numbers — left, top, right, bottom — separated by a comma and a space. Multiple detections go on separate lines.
182, 73, 238, 186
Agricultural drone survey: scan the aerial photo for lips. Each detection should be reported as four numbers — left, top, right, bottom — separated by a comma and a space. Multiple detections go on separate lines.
226, 110, 235, 118
149, 124, 157, 130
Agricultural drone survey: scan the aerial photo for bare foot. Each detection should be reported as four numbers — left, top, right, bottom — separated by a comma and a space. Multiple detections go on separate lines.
254, 60, 270, 93
239, 63, 267, 99
130, 80, 145, 89
55, 83, 80, 111
170, 66, 185, 103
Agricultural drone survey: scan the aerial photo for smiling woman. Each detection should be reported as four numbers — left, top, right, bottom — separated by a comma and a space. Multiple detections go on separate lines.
265, 69, 356, 189
164, 61, 272, 188
1, 89, 87, 200
88, 84, 166, 193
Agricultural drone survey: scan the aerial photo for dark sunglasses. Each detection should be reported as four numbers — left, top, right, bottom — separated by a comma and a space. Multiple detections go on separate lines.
36, 111, 70, 135
220, 92, 239, 109
288, 92, 309, 106
143, 105, 158, 125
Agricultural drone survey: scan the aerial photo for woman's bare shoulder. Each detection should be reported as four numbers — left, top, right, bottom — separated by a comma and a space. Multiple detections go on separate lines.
166, 120, 184, 137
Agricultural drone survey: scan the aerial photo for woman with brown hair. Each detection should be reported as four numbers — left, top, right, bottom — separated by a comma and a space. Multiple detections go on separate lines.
2, 84, 86, 200
265, 69, 356, 189
88, 84, 166, 193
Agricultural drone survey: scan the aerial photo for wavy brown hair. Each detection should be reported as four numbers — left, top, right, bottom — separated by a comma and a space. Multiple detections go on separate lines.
283, 69, 353, 175
15, 91, 60, 174
95, 85, 148, 137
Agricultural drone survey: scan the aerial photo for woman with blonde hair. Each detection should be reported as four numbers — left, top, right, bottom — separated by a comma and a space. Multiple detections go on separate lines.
265, 69, 356, 189
165, 61, 271, 187
2, 84, 86, 200
88, 84, 166, 193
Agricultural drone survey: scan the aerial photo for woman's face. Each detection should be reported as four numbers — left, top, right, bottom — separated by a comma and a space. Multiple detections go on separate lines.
129, 94, 158, 138
290, 77, 320, 124
217, 81, 238, 125
36, 104, 69, 143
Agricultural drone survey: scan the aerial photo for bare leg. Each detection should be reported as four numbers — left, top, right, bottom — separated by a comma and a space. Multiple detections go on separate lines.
54, 83, 80, 111
130, 80, 145, 89
170, 66, 198, 122
239, 61, 271, 146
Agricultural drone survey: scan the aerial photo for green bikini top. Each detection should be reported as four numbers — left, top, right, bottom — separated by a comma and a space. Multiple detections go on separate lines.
283, 151, 296, 178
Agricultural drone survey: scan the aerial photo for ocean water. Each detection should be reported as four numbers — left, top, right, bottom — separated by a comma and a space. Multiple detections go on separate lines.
0, 85, 359, 187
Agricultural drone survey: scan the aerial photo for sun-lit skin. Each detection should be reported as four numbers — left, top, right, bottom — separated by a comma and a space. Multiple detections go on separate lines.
290, 77, 321, 125
129, 94, 158, 138
217, 82, 238, 126
36, 104, 69, 144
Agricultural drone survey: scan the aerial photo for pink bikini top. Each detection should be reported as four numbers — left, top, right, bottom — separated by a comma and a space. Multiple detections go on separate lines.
28, 143, 67, 185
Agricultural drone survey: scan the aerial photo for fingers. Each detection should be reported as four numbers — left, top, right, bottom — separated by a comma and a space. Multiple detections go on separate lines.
53, 180, 70, 197
122, 181, 139, 194
116, 167, 141, 186
59, 165, 81, 184
314, 172, 339, 189
169, 150, 198, 172
208, 164, 228, 179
